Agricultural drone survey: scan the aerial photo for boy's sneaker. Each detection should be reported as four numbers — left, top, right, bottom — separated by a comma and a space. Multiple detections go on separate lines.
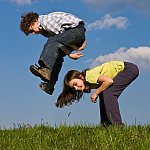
29, 64, 51, 82
39, 82, 54, 95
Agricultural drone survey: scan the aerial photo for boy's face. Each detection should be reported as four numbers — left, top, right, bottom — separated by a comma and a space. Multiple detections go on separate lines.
29, 21, 39, 34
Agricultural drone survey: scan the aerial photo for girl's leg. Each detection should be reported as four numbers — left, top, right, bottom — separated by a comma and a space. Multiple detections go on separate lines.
101, 85, 122, 125
99, 93, 112, 125
101, 62, 139, 125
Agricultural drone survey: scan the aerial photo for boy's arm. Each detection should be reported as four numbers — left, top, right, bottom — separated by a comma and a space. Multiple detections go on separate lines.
69, 51, 84, 60
61, 47, 84, 60
78, 41, 87, 51
68, 41, 87, 51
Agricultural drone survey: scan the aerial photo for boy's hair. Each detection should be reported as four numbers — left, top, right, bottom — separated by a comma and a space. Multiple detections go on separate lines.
55, 70, 90, 108
20, 12, 39, 36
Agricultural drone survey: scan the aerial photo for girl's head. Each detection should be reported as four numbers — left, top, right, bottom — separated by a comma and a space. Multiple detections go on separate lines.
20, 12, 39, 36
56, 70, 90, 108
64, 70, 85, 92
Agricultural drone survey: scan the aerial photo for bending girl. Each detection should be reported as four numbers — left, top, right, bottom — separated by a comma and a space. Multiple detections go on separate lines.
56, 61, 139, 126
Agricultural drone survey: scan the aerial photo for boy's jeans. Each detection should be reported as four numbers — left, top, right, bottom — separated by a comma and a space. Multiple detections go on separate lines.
38, 22, 86, 84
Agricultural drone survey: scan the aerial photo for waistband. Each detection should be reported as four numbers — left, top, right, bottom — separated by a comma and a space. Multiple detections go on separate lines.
77, 21, 84, 28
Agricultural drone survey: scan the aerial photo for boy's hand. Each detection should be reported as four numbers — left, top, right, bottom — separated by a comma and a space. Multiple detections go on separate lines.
69, 41, 87, 51
78, 41, 87, 51
69, 51, 84, 60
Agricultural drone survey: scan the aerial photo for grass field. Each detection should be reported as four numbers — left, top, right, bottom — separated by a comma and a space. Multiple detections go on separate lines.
0, 123, 150, 150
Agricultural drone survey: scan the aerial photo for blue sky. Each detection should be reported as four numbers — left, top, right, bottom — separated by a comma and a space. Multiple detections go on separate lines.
1, 0, 150, 128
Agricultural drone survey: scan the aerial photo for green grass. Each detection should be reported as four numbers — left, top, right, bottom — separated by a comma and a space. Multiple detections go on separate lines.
0, 123, 150, 150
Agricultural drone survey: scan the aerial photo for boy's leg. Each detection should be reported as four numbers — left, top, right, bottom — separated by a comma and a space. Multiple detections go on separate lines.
30, 22, 85, 73
36, 25, 85, 80
39, 37, 61, 69
54, 23, 86, 50
29, 36, 62, 81
29, 23, 86, 83
69, 40, 87, 51
39, 50, 66, 95
30, 65, 51, 82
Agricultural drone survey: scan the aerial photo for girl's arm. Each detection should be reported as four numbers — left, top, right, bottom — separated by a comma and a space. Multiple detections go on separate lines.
90, 75, 113, 103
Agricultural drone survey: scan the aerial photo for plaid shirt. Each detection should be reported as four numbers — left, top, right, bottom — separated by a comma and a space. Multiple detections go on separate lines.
38, 12, 83, 34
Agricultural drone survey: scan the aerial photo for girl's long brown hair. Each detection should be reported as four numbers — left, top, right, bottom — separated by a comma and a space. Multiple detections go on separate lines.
55, 70, 90, 108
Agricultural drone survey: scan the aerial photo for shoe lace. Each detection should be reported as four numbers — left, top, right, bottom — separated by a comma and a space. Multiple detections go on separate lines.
35, 64, 42, 69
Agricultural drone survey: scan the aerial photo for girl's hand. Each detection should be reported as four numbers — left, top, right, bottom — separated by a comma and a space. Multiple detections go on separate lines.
90, 93, 98, 103
69, 51, 84, 60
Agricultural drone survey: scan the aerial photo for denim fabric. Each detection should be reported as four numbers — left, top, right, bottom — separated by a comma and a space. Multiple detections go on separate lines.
99, 62, 139, 125
38, 36, 62, 69
50, 50, 65, 82
38, 23, 85, 84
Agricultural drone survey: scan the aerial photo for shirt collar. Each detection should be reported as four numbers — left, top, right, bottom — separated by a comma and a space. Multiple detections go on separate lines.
38, 16, 42, 29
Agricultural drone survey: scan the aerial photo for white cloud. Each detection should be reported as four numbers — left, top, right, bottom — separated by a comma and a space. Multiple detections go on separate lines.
7, 0, 64, 5
81, 0, 150, 14
87, 14, 128, 31
8, 0, 32, 5
89, 47, 150, 69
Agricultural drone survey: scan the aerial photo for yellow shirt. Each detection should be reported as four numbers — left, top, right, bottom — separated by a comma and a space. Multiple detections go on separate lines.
86, 61, 124, 88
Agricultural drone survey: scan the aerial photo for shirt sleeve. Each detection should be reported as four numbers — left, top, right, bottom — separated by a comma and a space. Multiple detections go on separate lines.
86, 66, 103, 84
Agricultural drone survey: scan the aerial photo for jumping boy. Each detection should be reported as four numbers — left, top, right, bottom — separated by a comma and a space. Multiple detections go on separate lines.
20, 11, 86, 95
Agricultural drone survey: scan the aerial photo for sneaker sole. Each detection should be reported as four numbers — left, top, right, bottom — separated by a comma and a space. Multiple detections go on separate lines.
29, 65, 50, 82
30, 65, 41, 77
39, 83, 54, 95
